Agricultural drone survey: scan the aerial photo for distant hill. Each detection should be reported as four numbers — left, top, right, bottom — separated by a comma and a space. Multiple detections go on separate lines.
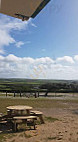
0, 78, 78, 93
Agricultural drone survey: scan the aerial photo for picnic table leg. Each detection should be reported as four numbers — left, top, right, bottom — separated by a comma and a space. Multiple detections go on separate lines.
12, 122, 15, 131
14, 121, 18, 132
26, 110, 30, 115
21, 110, 24, 115
33, 120, 36, 130
39, 115, 44, 124
32, 119, 36, 130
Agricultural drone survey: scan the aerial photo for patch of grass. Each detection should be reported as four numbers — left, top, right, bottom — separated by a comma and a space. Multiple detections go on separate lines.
36, 120, 41, 125
45, 116, 59, 122
7, 134, 16, 139
0, 133, 7, 142
0, 132, 16, 142
47, 136, 57, 140
0, 97, 78, 114
0, 98, 68, 113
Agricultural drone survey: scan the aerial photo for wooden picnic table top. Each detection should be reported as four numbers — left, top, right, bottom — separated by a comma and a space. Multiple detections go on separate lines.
7, 105, 32, 111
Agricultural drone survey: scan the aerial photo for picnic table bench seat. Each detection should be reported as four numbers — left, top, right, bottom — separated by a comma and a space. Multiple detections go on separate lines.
0, 113, 3, 116
0, 113, 8, 125
0, 113, 3, 120
30, 111, 44, 124
12, 116, 37, 131
0, 113, 6, 121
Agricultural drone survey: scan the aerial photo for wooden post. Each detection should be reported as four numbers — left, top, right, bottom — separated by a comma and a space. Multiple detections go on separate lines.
45, 91, 48, 97
14, 91, 15, 97
6, 91, 7, 97
35, 92, 37, 98
38, 91, 39, 97
20, 91, 22, 97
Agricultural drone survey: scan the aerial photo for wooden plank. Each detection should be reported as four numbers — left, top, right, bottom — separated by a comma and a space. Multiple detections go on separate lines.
0, 0, 50, 20
13, 116, 37, 120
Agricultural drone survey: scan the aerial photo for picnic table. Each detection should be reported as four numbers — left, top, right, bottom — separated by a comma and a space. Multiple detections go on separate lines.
7, 105, 32, 116
0, 105, 44, 132
6, 105, 37, 131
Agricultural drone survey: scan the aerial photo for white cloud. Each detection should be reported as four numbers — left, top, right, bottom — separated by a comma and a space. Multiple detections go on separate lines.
0, 28, 15, 53
0, 54, 78, 79
74, 55, 78, 61
35, 57, 54, 65
0, 14, 34, 54
56, 56, 74, 64
5, 54, 20, 62
15, 41, 24, 48
31, 23, 37, 28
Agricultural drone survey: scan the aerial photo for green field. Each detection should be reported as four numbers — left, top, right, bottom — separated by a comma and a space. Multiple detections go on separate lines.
0, 97, 78, 114
0, 78, 78, 93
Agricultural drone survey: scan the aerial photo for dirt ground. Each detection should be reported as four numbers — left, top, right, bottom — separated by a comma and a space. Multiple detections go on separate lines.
3, 103, 78, 142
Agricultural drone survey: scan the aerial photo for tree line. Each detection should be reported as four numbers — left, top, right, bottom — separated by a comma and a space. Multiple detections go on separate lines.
0, 81, 78, 93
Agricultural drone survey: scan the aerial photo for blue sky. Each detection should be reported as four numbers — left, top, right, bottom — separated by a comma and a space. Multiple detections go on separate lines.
0, 0, 78, 79
5, 0, 78, 58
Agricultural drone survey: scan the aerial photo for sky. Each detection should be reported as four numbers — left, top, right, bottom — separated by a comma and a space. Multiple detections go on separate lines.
0, 0, 78, 80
